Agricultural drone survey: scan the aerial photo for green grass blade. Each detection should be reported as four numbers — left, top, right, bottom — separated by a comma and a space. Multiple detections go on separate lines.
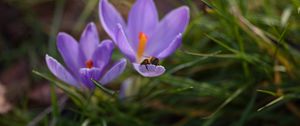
50, 83, 59, 122
205, 34, 239, 54
257, 96, 284, 112
32, 70, 85, 107
48, 0, 66, 55
159, 75, 228, 98
167, 51, 222, 74
204, 84, 248, 119
91, 79, 117, 96
237, 92, 257, 125
257, 89, 277, 96
73, 0, 99, 34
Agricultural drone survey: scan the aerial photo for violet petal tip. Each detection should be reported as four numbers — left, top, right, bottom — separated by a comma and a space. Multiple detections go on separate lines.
133, 63, 165, 77
99, 58, 127, 85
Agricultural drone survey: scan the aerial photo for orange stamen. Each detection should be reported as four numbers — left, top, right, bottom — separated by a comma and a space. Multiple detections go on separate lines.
137, 32, 148, 62
85, 60, 93, 69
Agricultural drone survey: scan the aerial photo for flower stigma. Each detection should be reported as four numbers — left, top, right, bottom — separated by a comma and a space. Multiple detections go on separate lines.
137, 32, 148, 62
85, 60, 94, 69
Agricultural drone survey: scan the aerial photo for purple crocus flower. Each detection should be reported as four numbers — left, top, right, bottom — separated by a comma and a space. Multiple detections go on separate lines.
99, 0, 190, 77
45, 22, 126, 89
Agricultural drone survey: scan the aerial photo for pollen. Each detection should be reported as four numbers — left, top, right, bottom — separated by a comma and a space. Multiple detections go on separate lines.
85, 60, 93, 69
137, 32, 148, 62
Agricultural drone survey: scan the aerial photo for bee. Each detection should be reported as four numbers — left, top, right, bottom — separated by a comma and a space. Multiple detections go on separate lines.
140, 56, 160, 70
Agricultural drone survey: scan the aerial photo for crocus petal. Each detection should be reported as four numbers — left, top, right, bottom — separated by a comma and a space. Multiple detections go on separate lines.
127, 0, 159, 51
133, 63, 165, 77
92, 39, 114, 72
146, 6, 190, 56
80, 22, 100, 60
79, 68, 102, 89
119, 78, 134, 99
100, 58, 127, 85
115, 24, 136, 62
57, 32, 84, 77
99, 0, 126, 41
157, 33, 182, 59
45, 54, 79, 87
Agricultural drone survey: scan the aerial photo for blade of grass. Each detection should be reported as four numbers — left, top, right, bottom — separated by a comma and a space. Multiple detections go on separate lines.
237, 91, 257, 126
272, 24, 289, 61
48, 0, 66, 56
167, 51, 222, 74
184, 0, 200, 16
50, 83, 59, 124
230, 2, 250, 78
205, 34, 239, 53
32, 70, 85, 107
81, 119, 90, 126
101, 119, 107, 126
203, 112, 222, 126
73, 0, 99, 34
91, 79, 117, 96
257, 96, 284, 112
180, 49, 236, 58
159, 75, 228, 98
257, 89, 277, 96
27, 96, 68, 126
144, 86, 194, 100
280, 7, 292, 27
203, 84, 248, 119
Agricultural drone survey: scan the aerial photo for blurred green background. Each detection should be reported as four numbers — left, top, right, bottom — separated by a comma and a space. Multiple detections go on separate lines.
0, 0, 300, 125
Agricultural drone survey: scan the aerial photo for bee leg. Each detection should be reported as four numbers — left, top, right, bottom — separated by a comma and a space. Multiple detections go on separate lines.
145, 65, 149, 71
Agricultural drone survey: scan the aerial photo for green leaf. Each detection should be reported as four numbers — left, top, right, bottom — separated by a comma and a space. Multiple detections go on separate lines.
91, 79, 117, 96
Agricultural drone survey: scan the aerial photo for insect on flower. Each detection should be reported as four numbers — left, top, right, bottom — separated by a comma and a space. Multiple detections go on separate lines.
140, 56, 160, 70
99, 0, 190, 77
